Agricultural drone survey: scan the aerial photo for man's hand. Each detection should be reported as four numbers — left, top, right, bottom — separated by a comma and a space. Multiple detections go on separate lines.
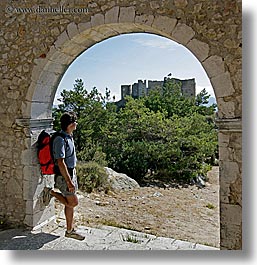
67, 180, 75, 193
57, 158, 75, 192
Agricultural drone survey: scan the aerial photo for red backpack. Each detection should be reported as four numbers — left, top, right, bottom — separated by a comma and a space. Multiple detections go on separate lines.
37, 130, 67, 175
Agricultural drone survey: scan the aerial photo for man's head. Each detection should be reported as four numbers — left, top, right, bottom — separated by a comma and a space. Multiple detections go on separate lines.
60, 112, 77, 132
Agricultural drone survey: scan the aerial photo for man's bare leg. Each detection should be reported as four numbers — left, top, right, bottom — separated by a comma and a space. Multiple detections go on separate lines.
64, 206, 74, 231
64, 195, 78, 231
50, 190, 68, 206
62, 194, 85, 240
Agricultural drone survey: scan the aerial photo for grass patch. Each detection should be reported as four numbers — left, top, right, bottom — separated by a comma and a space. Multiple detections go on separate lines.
122, 234, 140, 243
205, 203, 215, 209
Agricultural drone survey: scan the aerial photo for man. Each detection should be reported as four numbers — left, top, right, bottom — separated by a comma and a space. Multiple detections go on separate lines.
44, 112, 85, 240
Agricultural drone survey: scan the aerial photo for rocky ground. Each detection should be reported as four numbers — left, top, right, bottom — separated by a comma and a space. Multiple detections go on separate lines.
55, 166, 220, 248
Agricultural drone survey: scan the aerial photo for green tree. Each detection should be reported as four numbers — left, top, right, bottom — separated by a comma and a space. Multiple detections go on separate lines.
195, 88, 217, 116
144, 80, 196, 118
53, 78, 116, 162
53, 78, 218, 184
99, 80, 218, 183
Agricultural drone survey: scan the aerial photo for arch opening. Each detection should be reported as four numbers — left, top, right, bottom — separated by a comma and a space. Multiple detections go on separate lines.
29, 25, 220, 245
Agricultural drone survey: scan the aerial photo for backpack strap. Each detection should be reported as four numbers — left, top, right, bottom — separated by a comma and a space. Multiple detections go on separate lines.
50, 131, 74, 160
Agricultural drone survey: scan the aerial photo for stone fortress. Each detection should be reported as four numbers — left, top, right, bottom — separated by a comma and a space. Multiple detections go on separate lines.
123, 77, 195, 99
116, 77, 195, 107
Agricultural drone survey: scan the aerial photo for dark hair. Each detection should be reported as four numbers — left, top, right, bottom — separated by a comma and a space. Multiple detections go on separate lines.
60, 112, 77, 131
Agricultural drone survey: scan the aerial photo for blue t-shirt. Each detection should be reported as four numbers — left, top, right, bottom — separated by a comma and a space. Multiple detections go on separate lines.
52, 131, 77, 168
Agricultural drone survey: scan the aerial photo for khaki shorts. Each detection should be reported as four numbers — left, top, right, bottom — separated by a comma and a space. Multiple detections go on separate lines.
55, 168, 78, 196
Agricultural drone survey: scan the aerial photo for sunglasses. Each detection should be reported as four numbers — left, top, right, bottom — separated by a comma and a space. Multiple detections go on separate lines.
70, 119, 77, 124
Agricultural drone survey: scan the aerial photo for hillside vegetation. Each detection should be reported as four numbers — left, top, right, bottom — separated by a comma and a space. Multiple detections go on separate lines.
53, 78, 218, 189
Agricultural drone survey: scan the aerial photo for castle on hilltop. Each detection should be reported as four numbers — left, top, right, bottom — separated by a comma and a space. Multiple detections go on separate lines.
116, 77, 196, 108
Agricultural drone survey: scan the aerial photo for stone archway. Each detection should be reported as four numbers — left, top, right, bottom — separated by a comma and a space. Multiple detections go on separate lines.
0, 1, 242, 249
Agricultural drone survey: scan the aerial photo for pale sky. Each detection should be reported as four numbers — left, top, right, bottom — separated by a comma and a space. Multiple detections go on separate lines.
54, 33, 215, 105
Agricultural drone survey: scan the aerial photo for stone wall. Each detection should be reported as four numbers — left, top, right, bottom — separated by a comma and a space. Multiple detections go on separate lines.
217, 119, 242, 249
0, 0, 242, 249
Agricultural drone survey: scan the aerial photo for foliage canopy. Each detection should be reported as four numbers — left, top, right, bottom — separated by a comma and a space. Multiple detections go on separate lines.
53, 78, 218, 184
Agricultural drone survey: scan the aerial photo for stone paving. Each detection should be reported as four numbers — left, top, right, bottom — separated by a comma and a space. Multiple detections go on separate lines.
0, 225, 219, 250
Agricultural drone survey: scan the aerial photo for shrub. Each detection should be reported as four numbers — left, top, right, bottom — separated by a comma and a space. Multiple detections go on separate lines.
76, 161, 109, 193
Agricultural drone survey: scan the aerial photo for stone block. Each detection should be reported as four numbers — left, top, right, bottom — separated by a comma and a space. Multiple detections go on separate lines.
72, 31, 92, 46
7, 101, 19, 114
229, 176, 242, 205
88, 29, 105, 42
27, 177, 45, 201
119, 6, 135, 23
217, 98, 236, 119
220, 222, 242, 250
0, 114, 13, 128
219, 146, 231, 161
187, 38, 209, 62
220, 203, 242, 250
221, 161, 240, 183
24, 213, 33, 227
32, 203, 55, 228
135, 14, 154, 26
203, 55, 225, 78
21, 149, 32, 166
37, 70, 60, 88
54, 30, 70, 49
152, 15, 177, 35
6, 178, 22, 197
220, 203, 242, 226
105, 6, 119, 24
48, 50, 73, 65
211, 72, 235, 98
44, 61, 67, 75
25, 199, 34, 215
31, 64, 44, 83
219, 178, 230, 202
6, 90, 20, 100
91, 13, 104, 27
172, 23, 195, 45
21, 100, 32, 118
31, 86, 51, 104
218, 132, 230, 146
78, 22, 92, 33
174, 0, 188, 8
23, 180, 33, 200
23, 166, 34, 181
73, 25, 94, 44
31, 102, 52, 120
25, 80, 36, 101
228, 133, 242, 150
232, 149, 242, 163
67, 22, 79, 40
61, 41, 84, 57
96, 26, 118, 39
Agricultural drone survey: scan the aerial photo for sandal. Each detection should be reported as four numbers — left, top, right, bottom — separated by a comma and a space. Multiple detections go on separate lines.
42, 187, 53, 205
65, 228, 85, 241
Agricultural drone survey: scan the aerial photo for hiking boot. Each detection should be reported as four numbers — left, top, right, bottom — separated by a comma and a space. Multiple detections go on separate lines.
65, 229, 85, 241
42, 187, 53, 205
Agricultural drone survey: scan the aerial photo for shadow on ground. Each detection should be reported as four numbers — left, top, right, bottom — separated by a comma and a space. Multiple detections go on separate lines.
0, 228, 59, 250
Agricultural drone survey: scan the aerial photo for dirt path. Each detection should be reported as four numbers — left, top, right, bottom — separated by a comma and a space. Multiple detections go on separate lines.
55, 167, 220, 247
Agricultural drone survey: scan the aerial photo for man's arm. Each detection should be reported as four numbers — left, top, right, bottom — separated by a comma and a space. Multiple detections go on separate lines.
57, 158, 75, 193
